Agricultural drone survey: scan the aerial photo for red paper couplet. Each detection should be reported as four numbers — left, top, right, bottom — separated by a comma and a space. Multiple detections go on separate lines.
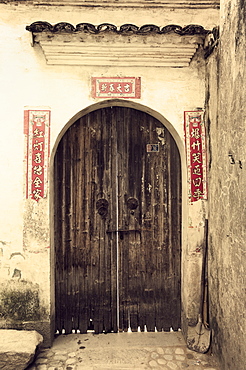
184, 111, 207, 202
24, 109, 50, 202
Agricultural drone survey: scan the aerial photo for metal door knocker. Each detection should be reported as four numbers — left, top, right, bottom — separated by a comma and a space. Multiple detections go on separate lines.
126, 197, 139, 210
96, 198, 109, 218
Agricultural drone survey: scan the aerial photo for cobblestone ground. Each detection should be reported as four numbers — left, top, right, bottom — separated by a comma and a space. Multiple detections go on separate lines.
26, 332, 220, 370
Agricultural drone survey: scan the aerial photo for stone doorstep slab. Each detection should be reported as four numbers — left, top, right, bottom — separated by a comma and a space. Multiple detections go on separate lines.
51, 332, 185, 351
0, 329, 43, 370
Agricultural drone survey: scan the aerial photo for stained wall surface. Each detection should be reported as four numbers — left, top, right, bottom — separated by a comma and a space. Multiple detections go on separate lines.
205, 0, 246, 368
0, 2, 219, 344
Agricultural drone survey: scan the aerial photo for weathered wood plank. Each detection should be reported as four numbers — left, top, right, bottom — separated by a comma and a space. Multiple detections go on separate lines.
54, 141, 63, 332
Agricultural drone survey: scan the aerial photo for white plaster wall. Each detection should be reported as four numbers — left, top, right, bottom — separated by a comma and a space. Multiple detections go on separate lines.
0, 2, 219, 332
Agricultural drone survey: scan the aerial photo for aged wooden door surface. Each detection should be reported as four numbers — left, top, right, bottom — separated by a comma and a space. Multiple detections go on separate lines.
54, 106, 181, 334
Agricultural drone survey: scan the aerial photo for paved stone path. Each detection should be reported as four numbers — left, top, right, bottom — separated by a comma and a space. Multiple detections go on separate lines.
27, 332, 220, 370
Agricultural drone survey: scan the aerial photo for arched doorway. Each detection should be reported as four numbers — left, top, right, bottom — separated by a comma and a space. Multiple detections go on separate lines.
54, 106, 181, 334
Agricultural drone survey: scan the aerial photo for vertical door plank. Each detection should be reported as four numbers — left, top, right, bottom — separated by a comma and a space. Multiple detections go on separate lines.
170, 136, 182, 331
90, 109, 101, 334
109, 107, 118, 332
117, 107, 126, 331
128, 109, 142, 332
78, 116, 90, 333
70, 123, 80, 333
54, 139, 64, 333
101, 107, 113, 333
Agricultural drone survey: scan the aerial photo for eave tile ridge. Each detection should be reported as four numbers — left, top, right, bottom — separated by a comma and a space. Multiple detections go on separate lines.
25, 22, 220, 67
26, 22, 212, 36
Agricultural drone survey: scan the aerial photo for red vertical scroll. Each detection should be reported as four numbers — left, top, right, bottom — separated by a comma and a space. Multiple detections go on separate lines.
24, 109, 50, 202
184, 111, 207, 202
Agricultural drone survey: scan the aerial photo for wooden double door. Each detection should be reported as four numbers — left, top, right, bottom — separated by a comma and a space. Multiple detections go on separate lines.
54, 106, 181, 334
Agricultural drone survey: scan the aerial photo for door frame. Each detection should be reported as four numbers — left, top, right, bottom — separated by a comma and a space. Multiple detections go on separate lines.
49, 99, 188, 336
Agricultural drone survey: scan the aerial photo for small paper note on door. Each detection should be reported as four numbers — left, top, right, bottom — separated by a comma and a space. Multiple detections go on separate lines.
146, 144, 159, 152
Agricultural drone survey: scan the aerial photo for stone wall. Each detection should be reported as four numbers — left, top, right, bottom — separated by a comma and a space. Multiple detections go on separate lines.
205, 0, 246, 368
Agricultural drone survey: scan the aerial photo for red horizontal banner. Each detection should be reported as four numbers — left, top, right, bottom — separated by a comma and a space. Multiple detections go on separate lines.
92, 77, 141, 99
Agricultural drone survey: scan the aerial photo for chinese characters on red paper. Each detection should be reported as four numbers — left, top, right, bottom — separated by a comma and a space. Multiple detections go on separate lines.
24, 110, 50, 202
92, 77, 141, 98
184, 111, 207, 202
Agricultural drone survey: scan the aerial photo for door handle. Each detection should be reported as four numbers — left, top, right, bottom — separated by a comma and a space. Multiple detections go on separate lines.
106, 228, 153, 233
106, 229, 140, 233
106, 229, 141, 240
